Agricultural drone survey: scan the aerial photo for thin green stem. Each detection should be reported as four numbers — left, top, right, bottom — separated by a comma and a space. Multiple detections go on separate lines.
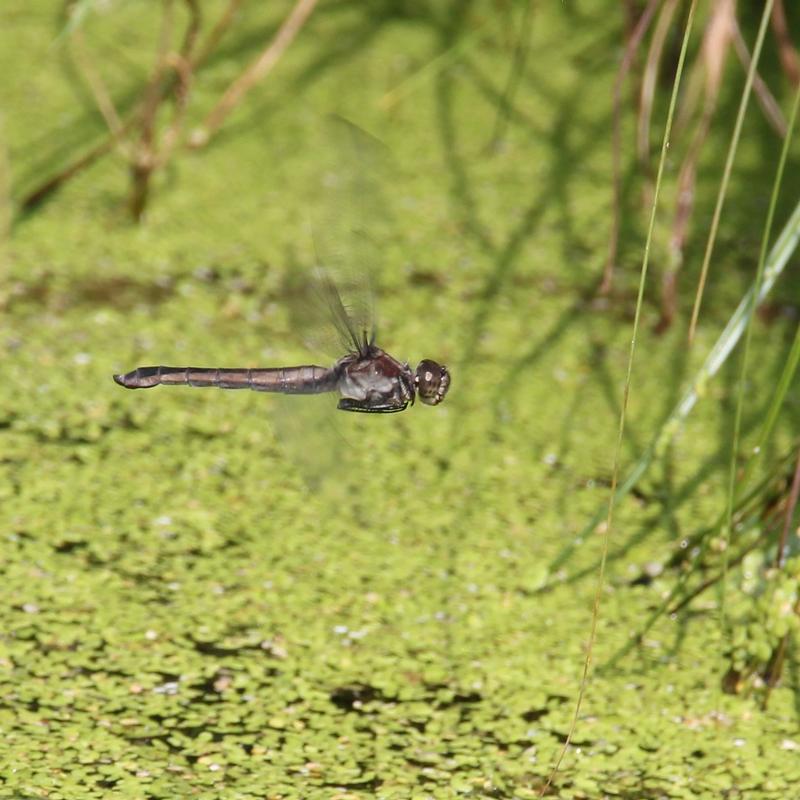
541, 0, 698, 792
546, 196, 800, 582
688, 0, 775, 342
721, 77, 800, 621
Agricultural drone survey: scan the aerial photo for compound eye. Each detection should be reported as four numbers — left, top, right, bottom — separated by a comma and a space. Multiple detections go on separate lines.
415, 360, 451, 405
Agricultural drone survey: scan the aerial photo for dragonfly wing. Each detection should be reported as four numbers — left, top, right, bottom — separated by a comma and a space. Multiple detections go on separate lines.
308, 117, 395, 356
270, 391, 377, 501
272, 119, 397, 489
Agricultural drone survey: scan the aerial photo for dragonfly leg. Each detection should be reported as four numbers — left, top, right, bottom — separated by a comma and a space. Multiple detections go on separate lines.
337, 398, 409, 414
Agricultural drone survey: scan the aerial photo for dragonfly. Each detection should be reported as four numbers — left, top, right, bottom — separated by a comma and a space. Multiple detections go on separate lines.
113, 286, 450, 413
114, 121, 449, 413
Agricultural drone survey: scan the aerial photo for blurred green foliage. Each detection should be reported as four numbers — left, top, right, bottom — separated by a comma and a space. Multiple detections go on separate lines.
1, 1, 799, 797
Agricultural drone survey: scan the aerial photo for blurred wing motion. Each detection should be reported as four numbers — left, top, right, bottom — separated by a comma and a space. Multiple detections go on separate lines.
114, 118, 450, 487
273, 119, 403, 488
285, 117, 394, 360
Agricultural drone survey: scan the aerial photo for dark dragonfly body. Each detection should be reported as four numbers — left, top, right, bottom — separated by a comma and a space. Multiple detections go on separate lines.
114, 344, 449, 414
114, 121, 450, 413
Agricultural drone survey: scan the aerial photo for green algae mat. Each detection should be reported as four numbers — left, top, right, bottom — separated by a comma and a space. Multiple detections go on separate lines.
2, 3, 799, 798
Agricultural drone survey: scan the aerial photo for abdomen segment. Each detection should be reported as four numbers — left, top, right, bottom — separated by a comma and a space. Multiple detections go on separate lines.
113, 365, 337, 394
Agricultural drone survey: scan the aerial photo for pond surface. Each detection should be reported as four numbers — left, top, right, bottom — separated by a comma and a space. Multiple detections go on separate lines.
1, 2, 798, 797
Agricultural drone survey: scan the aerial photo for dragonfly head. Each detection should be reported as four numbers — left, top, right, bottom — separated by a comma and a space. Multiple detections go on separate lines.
415, 360, 450, 406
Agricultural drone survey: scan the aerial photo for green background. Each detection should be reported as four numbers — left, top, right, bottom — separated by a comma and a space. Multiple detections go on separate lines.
2, 2, 799, 797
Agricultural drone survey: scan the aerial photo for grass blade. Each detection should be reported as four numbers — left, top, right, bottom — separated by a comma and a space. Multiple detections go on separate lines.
541, 0, 699, 791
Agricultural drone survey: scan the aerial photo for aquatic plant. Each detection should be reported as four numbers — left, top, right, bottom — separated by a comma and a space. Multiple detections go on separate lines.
22, 0, 318, 220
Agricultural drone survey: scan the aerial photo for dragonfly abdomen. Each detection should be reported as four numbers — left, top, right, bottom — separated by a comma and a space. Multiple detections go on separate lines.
113, 365, 338, 394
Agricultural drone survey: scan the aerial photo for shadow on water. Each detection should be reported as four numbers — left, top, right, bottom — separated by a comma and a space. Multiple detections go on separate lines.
542, 317, 703, 577
425, 7, 800, 673
434, 26, 617, 370
545, 444, 729, 593
544, 312, 798, 591
424, 0, 631, 676
427, 4, 800, 661
426, 2, 656, 638
13, 0, 797, 673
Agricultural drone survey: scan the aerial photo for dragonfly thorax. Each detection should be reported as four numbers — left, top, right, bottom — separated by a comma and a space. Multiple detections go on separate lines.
331, 347, 416, 413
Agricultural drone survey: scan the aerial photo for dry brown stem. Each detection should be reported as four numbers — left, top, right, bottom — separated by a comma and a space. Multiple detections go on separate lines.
600, 0, 659, 296
771, 0, 800, 86
731, 14, 786, 137
23, 0, 314, 219
70, 29, 126, 143
129, 0, 176, 221
22, 0, 246, 219
179, 0, 201, 59
21, 121, 129, 212
657, 0, 733, 331
638, 0, 679, 165
156, 0, 202, 165
193, 0, 243, 69
158, 53, 194, 163
190, 0, 319, 148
